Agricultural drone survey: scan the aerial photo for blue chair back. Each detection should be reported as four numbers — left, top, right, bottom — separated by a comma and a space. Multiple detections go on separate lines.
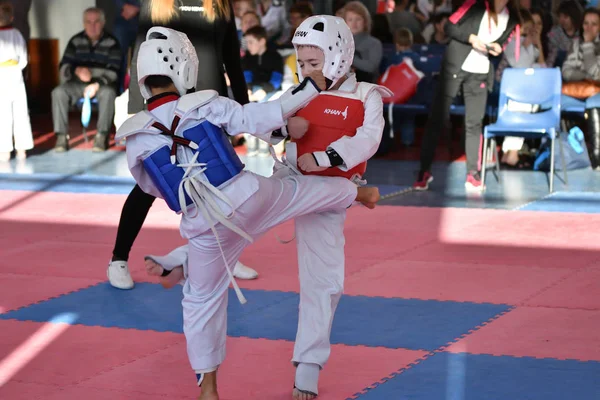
412, 44, 446, 55
415, 54, 443, 75
496, 68, 562, 130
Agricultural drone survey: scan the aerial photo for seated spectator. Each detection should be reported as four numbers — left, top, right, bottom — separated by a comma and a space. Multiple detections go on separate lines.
342, 1, 383, 83
242, 24, 283, 156
496, 9, 546, 168
233, 0, 255, 36
242, 25, 283, 102
256, 0, 288, 43
547, 0, 582, 67
52, 7, 121, 152
389, 28, 421, 67
387, 0, 422, 38
416, 0, 452, 23
276, 1, 313, 50
240, 10, 261, 57
385, 28, 421, 146
422, 12, 450, 44
561, 8, 600, 170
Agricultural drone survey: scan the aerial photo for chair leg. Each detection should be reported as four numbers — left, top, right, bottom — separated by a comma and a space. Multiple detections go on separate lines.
387, 104, 394, 139
549, 137, 556, 193
492, 138, 501, 183
481, 137, 489, 189
557, 131, 568, 186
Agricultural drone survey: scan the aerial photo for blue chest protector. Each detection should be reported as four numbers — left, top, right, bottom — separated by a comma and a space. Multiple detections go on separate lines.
142, 119, 244, 214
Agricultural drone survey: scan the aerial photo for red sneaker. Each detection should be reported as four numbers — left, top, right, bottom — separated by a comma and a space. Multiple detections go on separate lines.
465, 171, 485, 191
413, 171, 433, 191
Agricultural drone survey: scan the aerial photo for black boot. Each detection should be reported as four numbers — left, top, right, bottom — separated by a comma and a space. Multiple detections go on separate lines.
92, 132, 109, 152
54, 133, 69, 153
587, 108, 600, 170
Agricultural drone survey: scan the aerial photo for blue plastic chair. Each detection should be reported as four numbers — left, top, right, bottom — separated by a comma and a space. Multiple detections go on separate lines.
481, 67, 566, 192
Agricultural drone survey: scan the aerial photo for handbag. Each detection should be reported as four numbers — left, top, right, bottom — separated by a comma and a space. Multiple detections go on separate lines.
561, 80, 600, 99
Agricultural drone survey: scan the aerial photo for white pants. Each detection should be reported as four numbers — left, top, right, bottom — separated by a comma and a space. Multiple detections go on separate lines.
0, 78, 33, 153
292, 208, 346, 368
182, 170, 357, 371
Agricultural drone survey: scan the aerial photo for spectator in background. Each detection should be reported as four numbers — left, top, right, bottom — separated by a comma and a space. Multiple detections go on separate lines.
240, 10, 261, 56
413, 0, 522, 191
233, 0, 256, 31
416, 0, 452, 22
280, 3, 314, 91
422, 12, 450, 44
256, 0, 288, 42
276, 1, 313, 49
0, 1, 33, 162
496, 8, 546, 168
561, 8, 600, 170
387, 0, 422, 37
113, 0, 140, 91
342, 1, 383, 83
386, 28, 421, 146
531, 8, 551, 63
242, 24, 283, 156
547, 0, 582, 67
52, 7, 121, 153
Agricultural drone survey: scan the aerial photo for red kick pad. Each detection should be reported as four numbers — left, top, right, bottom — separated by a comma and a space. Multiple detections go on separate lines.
446, 306, 600, 361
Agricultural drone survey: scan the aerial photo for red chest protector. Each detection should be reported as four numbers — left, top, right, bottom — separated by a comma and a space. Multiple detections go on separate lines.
293, 94, 366, 179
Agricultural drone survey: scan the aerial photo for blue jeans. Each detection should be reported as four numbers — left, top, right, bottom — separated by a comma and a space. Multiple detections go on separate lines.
561, 93, 600, 110
113, 18, 138, 92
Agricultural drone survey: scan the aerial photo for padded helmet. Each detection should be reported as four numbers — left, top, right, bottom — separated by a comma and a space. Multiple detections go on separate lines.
292, 15, 355, 88
137, 27, 199, 100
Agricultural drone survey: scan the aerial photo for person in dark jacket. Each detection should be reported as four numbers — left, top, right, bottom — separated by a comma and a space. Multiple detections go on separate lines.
413, 0, 521, 191
107, 0, 259, 291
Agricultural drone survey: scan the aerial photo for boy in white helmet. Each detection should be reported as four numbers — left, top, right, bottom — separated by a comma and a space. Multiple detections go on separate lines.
275, 15, 392, 399
115, 26, 380, 400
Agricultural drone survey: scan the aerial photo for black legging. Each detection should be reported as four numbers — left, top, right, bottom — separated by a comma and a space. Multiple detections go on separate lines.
112, 184, 156, 261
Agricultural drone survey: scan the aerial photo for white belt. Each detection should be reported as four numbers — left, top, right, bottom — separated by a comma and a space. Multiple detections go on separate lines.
177, 151, 251, 304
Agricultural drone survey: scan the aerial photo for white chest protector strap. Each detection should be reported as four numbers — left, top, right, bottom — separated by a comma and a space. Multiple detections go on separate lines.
150, 113, 251, 304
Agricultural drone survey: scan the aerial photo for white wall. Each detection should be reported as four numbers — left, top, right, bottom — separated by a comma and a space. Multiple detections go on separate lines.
29, 0, 95, 58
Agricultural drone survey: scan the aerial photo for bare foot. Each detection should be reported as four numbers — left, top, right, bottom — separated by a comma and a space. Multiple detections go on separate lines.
145, 258, 164, 277
144, 257, 184, 289
198, 371, 219, 400
293, 387, 317, 400
16, 150, 26, 160
356, 186, 380, 209
0, 152, 10, 162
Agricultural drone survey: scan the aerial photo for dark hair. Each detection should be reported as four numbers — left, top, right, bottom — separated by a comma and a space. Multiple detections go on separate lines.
488, 0, 522, 26
394, 28, 413, 47
520, 8, 533, 24
244, 25, 268, 41
289, 1, 314, 17
0, 1, 13, 26
145, 75, 175, 90
557, 0, 584, 32
430, 12, 450, 25
582, 7, 600, 22
530, 7, 551, 57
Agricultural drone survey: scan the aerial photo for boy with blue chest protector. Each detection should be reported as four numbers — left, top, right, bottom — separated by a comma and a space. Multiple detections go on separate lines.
116, 27, 380, 400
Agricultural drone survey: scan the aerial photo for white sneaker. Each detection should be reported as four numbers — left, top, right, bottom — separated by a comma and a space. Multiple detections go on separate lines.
233, 261, 258, 280
107, 260, 134, 289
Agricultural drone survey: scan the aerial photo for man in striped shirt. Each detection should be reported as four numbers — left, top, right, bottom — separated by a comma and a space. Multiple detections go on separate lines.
52, 7, 121, 152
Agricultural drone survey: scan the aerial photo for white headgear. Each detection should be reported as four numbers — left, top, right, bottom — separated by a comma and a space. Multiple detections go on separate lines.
137, 27, 199, 100
292, 15, 355, 88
